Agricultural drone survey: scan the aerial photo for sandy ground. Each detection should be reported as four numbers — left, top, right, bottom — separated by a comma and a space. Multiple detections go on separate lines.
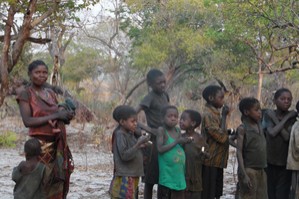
0, 117, 237, 199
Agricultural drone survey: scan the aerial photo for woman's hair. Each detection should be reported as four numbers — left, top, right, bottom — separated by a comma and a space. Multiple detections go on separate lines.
161, 105, 178, 117
274, 88, 291, 100
183, 109, 202, 128
24, 138, 41, 157
239, 97, 260, 115
146, 69, 164, 87
202, 85, 222, 103
112, 105, 136, 122
28, 60, 48, 73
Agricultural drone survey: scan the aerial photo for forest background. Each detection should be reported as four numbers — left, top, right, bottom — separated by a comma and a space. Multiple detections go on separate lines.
0, 0, 298, 198
0, 0, 299, 148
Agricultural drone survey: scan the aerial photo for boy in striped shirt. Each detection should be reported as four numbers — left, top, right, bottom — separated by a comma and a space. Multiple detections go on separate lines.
201, 85, 230, 199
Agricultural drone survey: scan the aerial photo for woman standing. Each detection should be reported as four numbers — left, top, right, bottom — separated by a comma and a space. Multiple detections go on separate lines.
17, 60, 75, 199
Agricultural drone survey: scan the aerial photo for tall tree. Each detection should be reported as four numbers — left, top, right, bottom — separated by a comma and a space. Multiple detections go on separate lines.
81, 0, 136, 102
216, 0, 299, 100
0, 0, 99, 106
125, 0, 211, 87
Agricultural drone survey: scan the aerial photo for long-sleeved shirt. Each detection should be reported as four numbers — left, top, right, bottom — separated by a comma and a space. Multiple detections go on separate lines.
113, 129, 144, 177
287, 118, 299, 170
201, 104, 229, 168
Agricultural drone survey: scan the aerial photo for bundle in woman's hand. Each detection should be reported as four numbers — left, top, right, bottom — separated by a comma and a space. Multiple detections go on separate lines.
64, 98, 76, 111
58, 98, 76, 124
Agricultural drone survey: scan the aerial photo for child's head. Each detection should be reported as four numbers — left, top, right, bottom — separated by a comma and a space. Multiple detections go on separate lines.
239, 97, 261, 122
273, 88, 292, 112
112, 105, 137, 132
202, 85, 224, 108
24, 138, 41, 158
180, 110, 201, 131
161, 105, 179, 128
146, 69, 166, 94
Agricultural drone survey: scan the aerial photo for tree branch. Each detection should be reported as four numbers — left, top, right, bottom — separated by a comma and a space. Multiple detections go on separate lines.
61, 32, 75, 52
124, 78, 146, 104
11, 0, 38, 70
0, 35, 51, 44
31, 7, 55, 27
83, 28, 122, 57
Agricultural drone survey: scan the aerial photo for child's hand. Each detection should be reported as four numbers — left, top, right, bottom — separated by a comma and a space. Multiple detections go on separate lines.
242, 175, 252, 190
177, 137, 192, 144
222, 105, 230, 116
56, 109, 74, 121
287, 110, 297, 119
203, 152, 210, 159
137, 134, 150, 147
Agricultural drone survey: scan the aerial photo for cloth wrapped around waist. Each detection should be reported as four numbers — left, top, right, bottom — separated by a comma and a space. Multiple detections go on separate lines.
38, 139, 56, 164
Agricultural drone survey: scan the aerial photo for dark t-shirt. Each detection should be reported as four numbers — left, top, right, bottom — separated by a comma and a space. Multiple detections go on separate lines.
139, 90, 169, 184
12, 162, 46, 199
140, 91, 169, 129
263, 110, 296, 166
241, 119, 267, 169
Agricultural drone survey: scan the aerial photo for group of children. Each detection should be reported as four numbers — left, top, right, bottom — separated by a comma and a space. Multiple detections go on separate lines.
11, 67, 299, 199
109, 68, 299, 199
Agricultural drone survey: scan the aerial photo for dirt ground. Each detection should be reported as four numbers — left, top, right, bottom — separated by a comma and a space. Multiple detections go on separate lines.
0, 117, 237, 199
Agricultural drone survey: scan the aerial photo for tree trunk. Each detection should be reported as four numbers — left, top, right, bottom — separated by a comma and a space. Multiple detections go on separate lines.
48, 25, 73, 87
257, 60, 263, 102
50, 55, 61, 86
0, 6, 15, 106
0, 1, 38, 107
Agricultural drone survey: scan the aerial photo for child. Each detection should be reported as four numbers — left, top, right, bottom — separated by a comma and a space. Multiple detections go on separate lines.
262, 88, 297, 199
12, 138, 46, 199
136, 69, 169, 199
109, 105, 150, 199
157, 105, 192, 199
237, 97, 267, 199
287, 100, 299, 199
180, 109, 208, 199
201, 85, 230, 199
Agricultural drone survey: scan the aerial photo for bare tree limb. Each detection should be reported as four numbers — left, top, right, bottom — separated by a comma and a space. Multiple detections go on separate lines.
83, 30, 122, 57
62, 32, 74, 52
31, 7, 55, 27
0, 35, 51, 44
10, 0, 38, 70
124, 78, 146, 104
242, 64, 299, 78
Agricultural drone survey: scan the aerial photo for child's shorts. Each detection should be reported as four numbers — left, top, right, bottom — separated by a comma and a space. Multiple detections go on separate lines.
109, 176, 139, 199
238, 168, 267, 199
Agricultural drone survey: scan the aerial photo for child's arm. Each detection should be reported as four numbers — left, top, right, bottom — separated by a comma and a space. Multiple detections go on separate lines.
138, 122, 158, 136
229, 132, 238, 148
157, 127, 191, 154
236, 126, 252, 189
265, 110, 297, 141
292, 122, 299, 151
116, 132, 150, 161
203, 113, 228, 144
220, 105, 229, 132
12, 161, 25, 182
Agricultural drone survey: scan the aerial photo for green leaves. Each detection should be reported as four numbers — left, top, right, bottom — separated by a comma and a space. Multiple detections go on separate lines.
127, 0, 212, 72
